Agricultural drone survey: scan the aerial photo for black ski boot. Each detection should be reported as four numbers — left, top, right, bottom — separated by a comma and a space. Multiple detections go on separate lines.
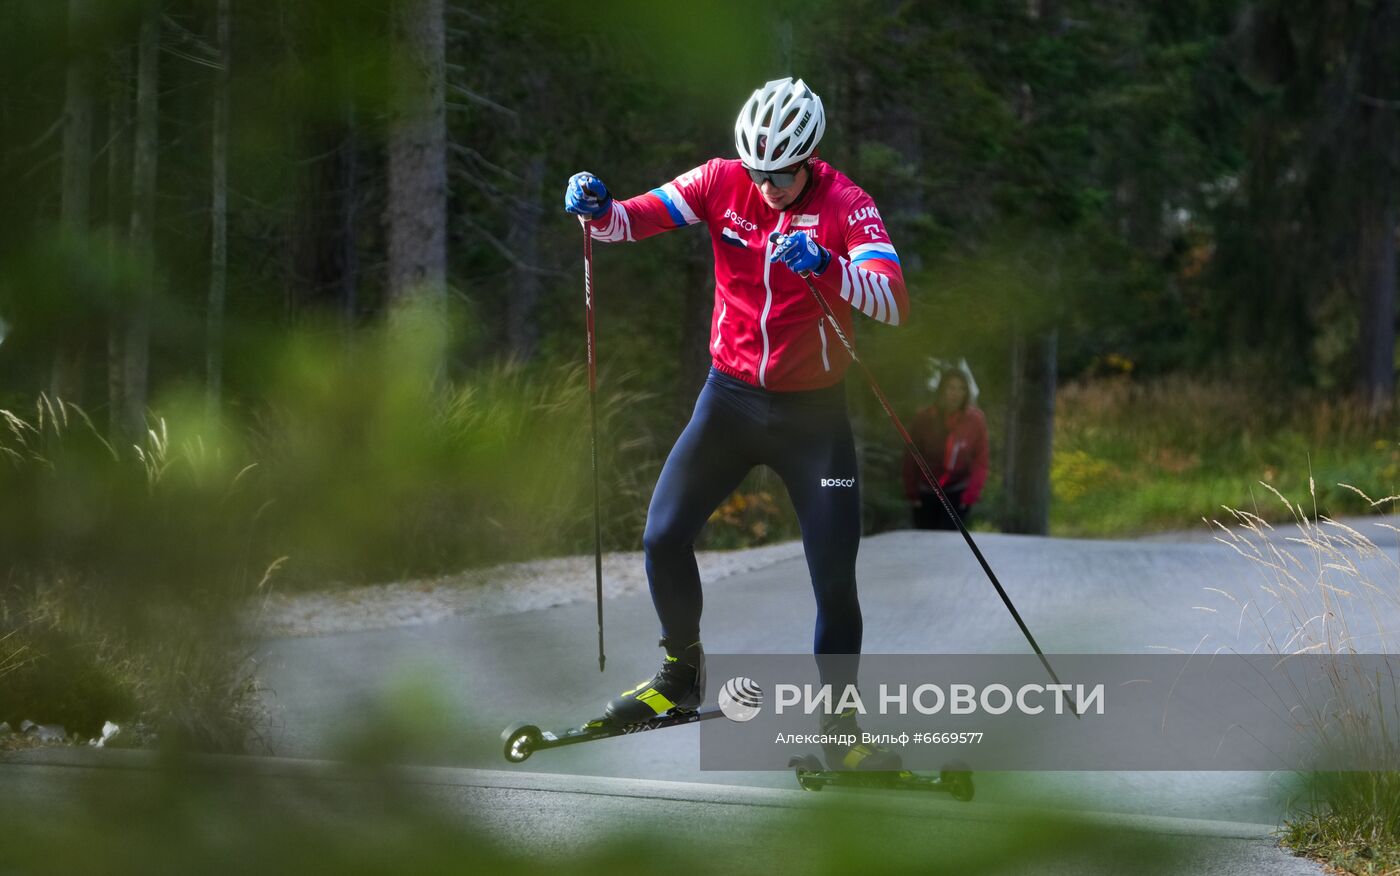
604, 638, 705, 725
820, 708, 903, 771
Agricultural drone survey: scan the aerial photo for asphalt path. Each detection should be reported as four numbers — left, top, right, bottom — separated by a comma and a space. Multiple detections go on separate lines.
254, 515, 1399, 836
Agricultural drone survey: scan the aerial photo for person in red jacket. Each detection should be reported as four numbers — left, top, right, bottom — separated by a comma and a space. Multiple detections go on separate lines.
564, 77, 905, 771
903, 363, 989, 530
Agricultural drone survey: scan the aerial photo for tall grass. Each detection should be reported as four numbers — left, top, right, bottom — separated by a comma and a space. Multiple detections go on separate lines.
1202, 482, 1400, 873
0, 393, 268, 745
0, 628, 29, 680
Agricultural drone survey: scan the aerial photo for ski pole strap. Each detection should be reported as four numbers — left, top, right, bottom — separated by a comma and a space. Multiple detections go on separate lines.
796, 272, 1076, 717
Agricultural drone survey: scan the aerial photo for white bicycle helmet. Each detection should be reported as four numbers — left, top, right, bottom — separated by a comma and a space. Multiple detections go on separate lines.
734, 77, 827, 170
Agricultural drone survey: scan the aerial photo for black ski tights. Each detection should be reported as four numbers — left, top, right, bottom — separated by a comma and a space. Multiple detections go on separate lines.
642, 368, 862, 683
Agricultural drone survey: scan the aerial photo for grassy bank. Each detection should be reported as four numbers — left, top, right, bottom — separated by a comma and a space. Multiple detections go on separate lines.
1049, 378, 1399, 536
1284, 789, 1400, 876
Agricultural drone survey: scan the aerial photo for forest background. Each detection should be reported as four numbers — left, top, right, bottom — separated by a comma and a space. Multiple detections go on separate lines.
2, 0, 1399, 598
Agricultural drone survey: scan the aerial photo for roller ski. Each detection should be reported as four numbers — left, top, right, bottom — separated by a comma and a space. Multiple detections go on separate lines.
501, 707, 723, 763
787, 755, 975, 801
502, 637, 716, 763
785, 706, 973, 800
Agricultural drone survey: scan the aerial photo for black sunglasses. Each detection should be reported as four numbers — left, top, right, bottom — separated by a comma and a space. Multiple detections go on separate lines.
745, 162, 806, 188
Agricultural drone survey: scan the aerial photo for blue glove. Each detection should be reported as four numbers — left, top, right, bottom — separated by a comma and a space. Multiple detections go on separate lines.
769, 231, 831, 276
564, 172, 611, 219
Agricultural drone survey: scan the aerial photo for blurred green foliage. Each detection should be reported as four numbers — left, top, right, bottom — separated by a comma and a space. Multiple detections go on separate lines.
0, 390, 264, 741
0, 743, 1192, 876
0, 333, 665, 736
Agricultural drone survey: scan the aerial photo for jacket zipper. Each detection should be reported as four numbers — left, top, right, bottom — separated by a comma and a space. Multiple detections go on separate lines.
758, 212, 785, 388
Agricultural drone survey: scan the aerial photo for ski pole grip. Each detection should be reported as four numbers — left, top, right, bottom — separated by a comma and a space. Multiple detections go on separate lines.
768, 231, 812, 278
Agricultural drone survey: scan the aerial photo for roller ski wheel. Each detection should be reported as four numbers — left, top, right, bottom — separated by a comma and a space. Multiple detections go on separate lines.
940, 761, 975, 802
788, 754, 826, 792
498, 708, 723, 764
501, 722, 542, 763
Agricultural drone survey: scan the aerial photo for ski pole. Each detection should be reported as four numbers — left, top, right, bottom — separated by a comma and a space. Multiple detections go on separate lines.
581, 217, 606, 673
773, 235, 1074, 713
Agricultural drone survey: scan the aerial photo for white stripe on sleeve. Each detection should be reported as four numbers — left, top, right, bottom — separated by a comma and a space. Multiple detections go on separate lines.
659, 182, 701, 226
834, 257, 902, 326
869, 271, 887, 323
880, 273, 900, 326
837, 256, 901, 325
588, 202, 634, 242
844, 260, 865, 311
859, 270, 879, 319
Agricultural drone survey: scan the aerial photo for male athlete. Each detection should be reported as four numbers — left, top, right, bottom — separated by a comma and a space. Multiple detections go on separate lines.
564, 77, 907, 770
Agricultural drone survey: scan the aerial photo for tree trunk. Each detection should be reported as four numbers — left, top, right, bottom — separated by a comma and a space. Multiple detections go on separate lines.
106, 47, 131, 441
54, 0, 95, 403
119, 7, 159, 442
207, 0, 230, 415
288, 117, 358, 328
1358, 204, 1397, 414
1354, 1, 1399, 415
386, 0, 447, 376
1001, 327, 1057, 535
504, 152, 543, 362
60, 0, 94, 245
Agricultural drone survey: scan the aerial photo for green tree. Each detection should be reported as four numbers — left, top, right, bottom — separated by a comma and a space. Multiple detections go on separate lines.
1223, 0, 1400, 406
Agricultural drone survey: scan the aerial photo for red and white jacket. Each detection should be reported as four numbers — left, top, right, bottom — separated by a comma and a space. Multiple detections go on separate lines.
587, 158, 907, 392
902, 405, 990, 506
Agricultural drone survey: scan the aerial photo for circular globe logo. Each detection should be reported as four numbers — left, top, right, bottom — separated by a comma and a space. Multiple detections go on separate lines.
717, 676, 764, 722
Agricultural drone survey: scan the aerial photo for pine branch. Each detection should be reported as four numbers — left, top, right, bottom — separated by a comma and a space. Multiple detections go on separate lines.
25, 115, 65, 152
452, 166, 533, 209
160, 44, 224, 71
460, 215, 564, 277
161, 14, 219, 60
446, 83, 517, 118
449, 142, 525, 183
1357, 93, 1400, 110
445, 4, 488, 24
